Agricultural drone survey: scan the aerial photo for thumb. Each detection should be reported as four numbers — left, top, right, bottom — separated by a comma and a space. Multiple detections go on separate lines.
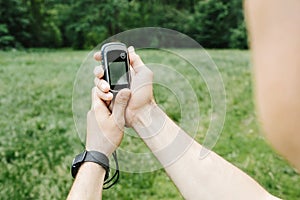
128, 46, 145, 73
111, 89, 131, 126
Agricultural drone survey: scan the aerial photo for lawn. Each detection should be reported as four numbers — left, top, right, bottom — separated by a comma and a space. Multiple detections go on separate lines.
0, 49, 299, 199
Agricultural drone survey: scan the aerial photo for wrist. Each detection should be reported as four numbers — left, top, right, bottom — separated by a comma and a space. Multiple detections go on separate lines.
71, 150, 110, 180
131, 106, 193, 167
80, 161, 106, 175
131, 102, 180, 151
131, 101, 160, 130
85, 133, 118, 157
86, 146, 111, 157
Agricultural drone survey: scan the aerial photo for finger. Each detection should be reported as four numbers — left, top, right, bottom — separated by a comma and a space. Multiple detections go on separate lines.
128, 46, 146, 73
93, 65, 104, 78
111, 89, 131, 126
96, 87, 113, 101
94, 77, 110, 92
91, 87, 110, 120
93, 51, 102, 61
130, 67, 135, 79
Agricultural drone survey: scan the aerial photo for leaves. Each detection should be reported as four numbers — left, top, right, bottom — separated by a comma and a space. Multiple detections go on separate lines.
0, 0, 248, 49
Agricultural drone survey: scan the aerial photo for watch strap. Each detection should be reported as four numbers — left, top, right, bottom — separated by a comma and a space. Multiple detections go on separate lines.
71, 150, 110, 180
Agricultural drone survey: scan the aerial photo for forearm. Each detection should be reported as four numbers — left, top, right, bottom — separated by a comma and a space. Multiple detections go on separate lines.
133, 104, 279, 199
67, 162, 105, 200
244, 0, 300, 169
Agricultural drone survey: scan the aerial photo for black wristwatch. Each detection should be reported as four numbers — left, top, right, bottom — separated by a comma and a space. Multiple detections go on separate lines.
71, 150, 110, 180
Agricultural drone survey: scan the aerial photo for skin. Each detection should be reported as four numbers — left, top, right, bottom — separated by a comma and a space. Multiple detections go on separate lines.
244, 0, 300, 170
89, 47, 279, 199
67, 1, 300, 197
67, 88, 131, 200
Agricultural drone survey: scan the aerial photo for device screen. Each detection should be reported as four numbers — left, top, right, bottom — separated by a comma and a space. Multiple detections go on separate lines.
107, 50, 129, 86
108, 61, 128, 85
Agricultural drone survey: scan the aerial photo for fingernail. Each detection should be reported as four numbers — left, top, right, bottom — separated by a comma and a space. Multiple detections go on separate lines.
94, 66, 102, 75
100, 82, 108, 90
106, 93, 113, 99
128, 46, 135, 52
94, 52, 101, 59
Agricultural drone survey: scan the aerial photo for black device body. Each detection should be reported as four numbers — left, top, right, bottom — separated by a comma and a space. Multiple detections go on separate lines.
101, 42, 131, 92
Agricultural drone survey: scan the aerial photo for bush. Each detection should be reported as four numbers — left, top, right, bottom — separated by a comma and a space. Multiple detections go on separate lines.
229, 20, 248, 49
0, 24, 16, 49
40, 22, 62, 48
0, 0, 249, 49
190, 0, 230, 48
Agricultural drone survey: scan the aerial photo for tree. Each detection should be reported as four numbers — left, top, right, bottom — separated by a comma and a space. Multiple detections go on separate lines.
0, 0, 248, 49
190, 0, 230, 48
0, 0, 31, 48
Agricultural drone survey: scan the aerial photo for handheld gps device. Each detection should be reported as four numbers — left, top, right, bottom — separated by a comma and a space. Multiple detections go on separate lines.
101, 42, 131, 93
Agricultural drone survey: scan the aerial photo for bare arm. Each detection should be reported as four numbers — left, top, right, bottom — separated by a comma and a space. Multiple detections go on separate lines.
67, 162, 105, 200
94, 47, 280, 199
131, 103, 279, 200
67, 83, 131, 199
244, 0, 300, 170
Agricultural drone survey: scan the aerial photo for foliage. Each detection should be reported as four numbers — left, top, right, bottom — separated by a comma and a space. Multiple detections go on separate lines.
0, 0, 30, 48
63, 0, 127, 49
0, 0, 248, 49
0, 49, 299, 199
190, 0, 229, 48
0, 24, 15, 48
0, 0, 63, 48
189, 0, 248, 48
229, 20, 248, 49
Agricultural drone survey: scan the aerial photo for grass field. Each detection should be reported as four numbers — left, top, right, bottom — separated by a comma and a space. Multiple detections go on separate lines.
0, 49, 299, 199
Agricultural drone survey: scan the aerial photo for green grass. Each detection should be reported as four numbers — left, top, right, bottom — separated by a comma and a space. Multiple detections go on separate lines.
0, 49, 299, 199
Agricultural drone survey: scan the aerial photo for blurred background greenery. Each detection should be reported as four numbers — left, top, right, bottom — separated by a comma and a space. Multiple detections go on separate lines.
1, 0, 300, 200
0, 49, 300, 199
0, 0, 247, 50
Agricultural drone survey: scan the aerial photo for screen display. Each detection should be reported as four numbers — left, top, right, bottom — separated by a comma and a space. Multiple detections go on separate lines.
106, 50, 129, 88
108, 61, 128, 85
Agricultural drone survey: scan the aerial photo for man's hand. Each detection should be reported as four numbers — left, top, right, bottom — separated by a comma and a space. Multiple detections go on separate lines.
93, 46, 155, 127
68, 87, 130, 200
86, 87, 131, 157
